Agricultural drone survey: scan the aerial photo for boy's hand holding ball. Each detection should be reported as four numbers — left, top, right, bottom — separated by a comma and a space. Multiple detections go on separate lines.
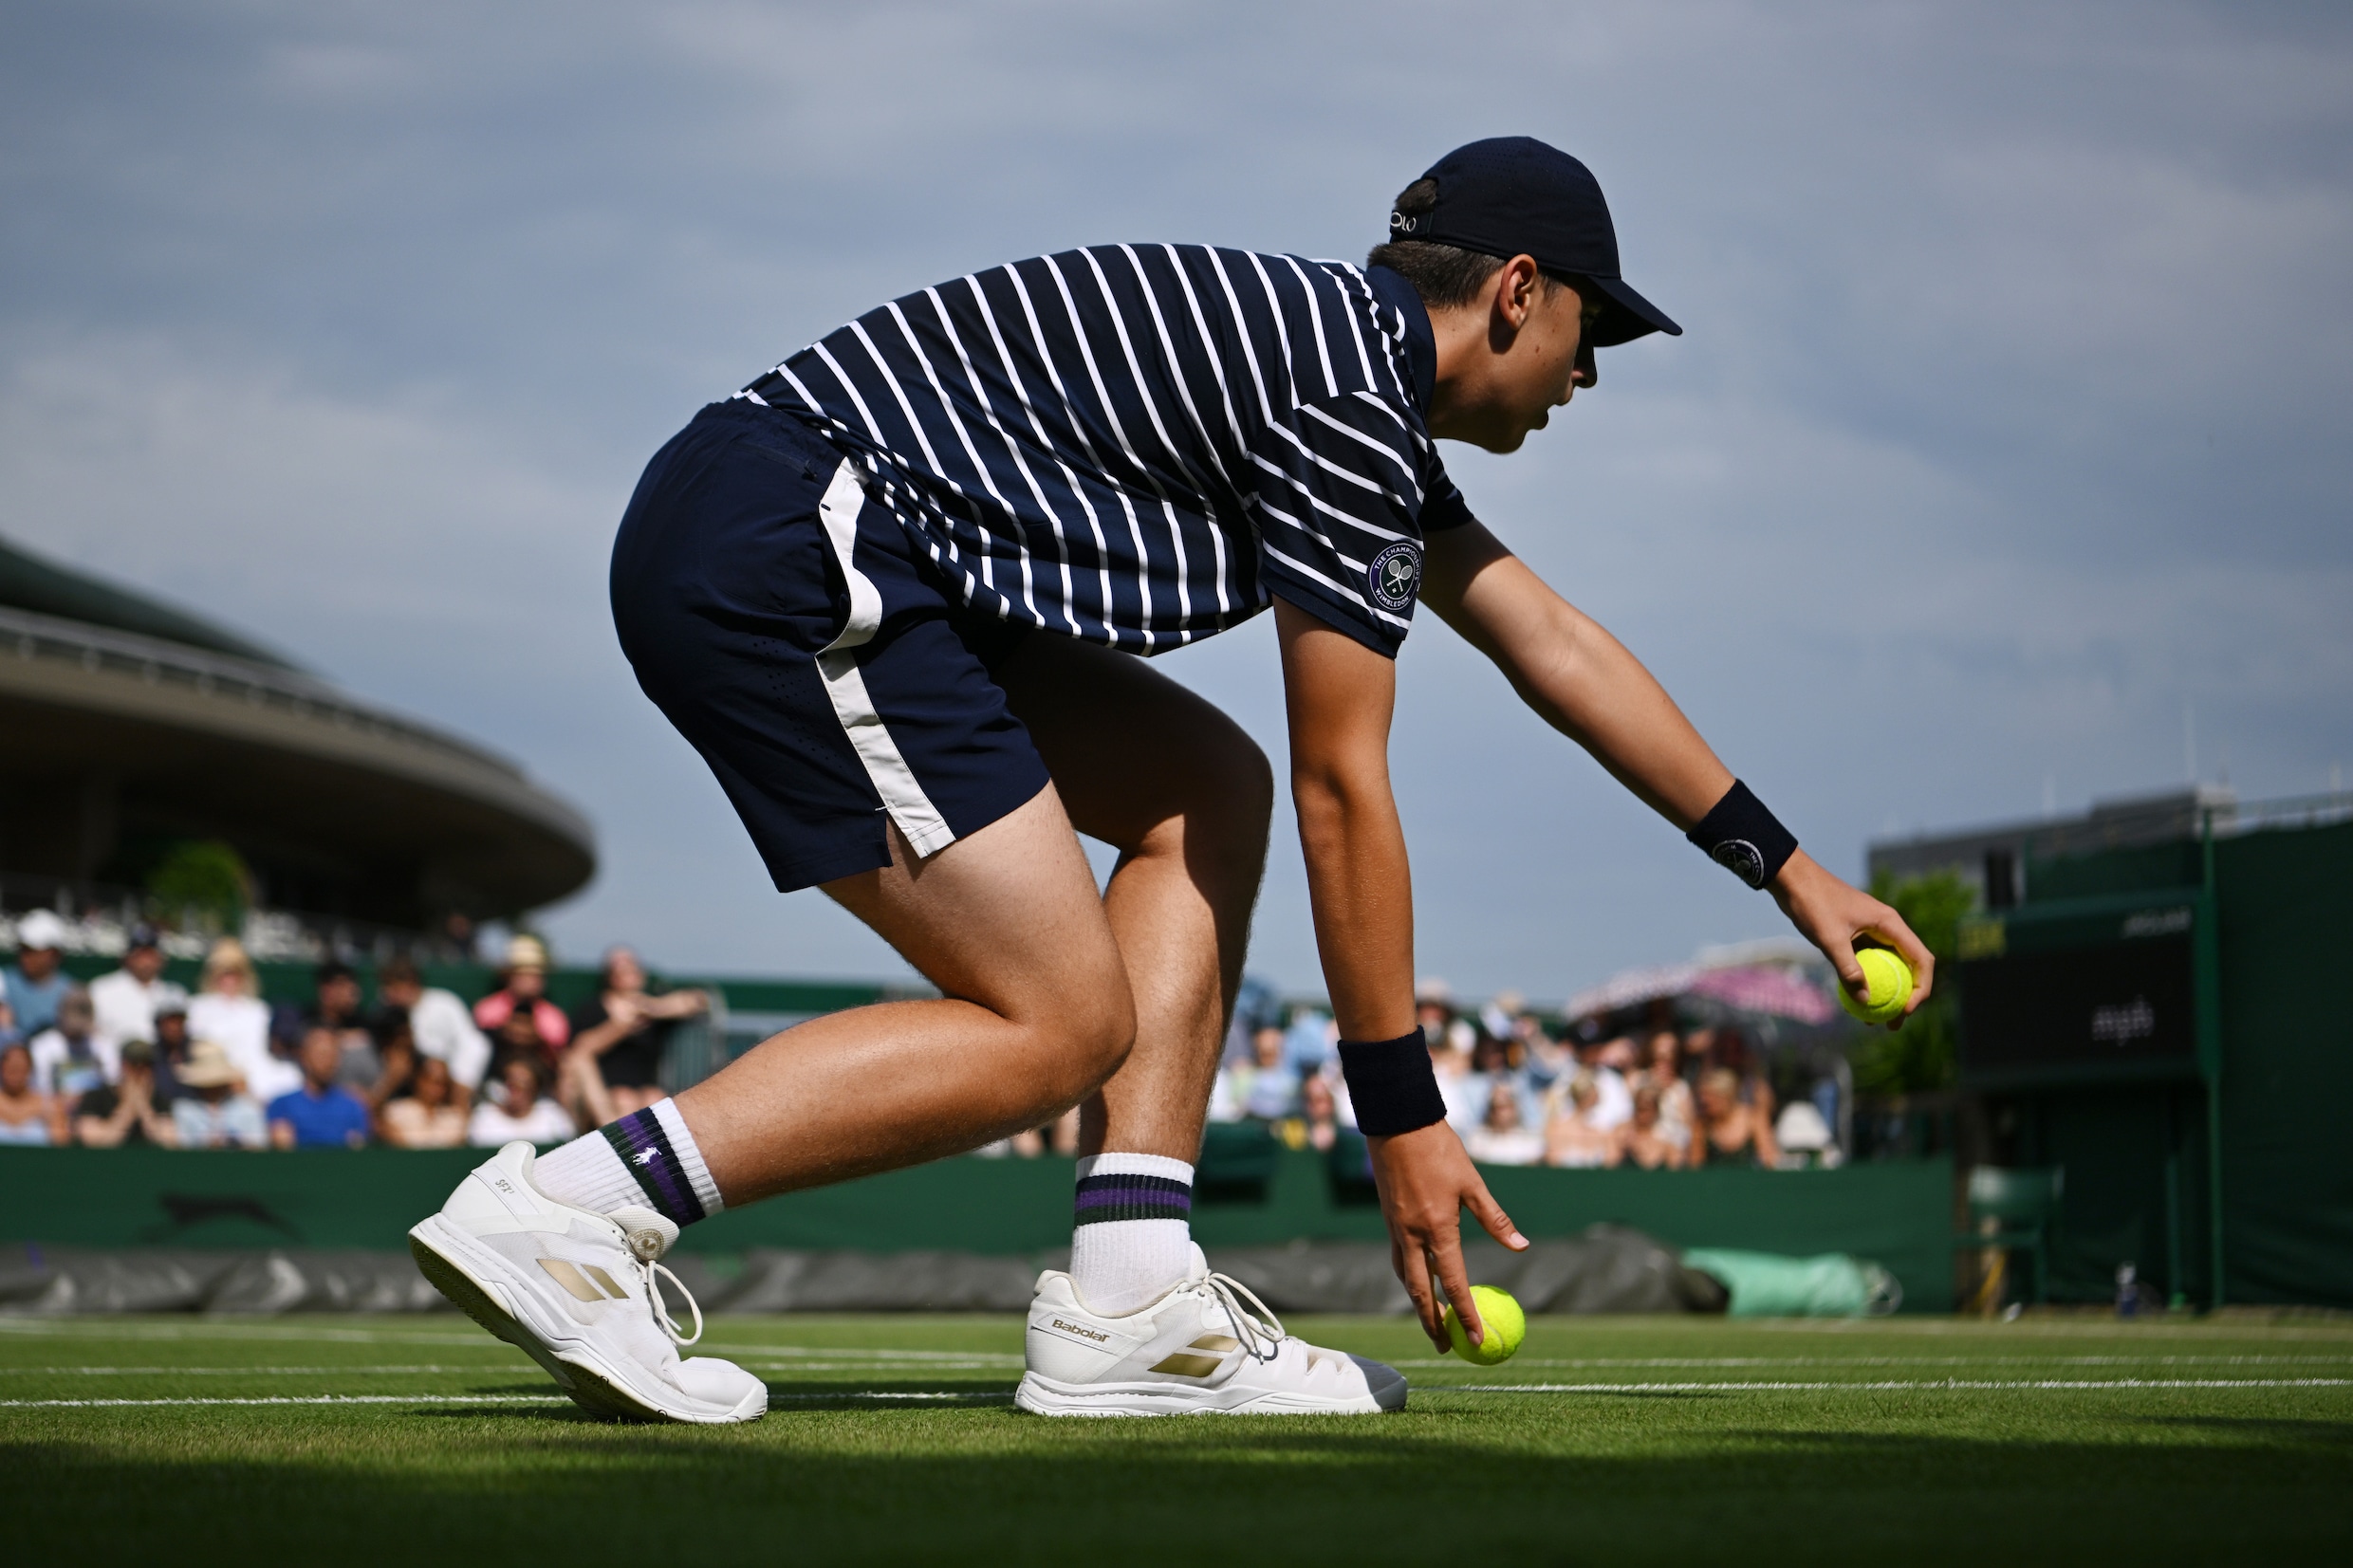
1837, 947, 1916, 1026
1444, 1285, 1527, 1365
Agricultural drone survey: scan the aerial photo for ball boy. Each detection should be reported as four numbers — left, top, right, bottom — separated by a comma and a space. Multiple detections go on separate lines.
409, 137, 1932, 1422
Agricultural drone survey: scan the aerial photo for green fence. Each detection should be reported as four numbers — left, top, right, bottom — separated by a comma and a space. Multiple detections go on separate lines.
0, 1146, 1955, 1311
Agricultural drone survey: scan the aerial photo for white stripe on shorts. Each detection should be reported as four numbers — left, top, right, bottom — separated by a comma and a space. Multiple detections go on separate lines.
813, 461, 956, 858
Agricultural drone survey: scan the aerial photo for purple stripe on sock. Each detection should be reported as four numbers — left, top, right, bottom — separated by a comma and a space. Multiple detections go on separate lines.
1073, 1186, 1191, 1210
1072, 1190, 1185, 1212
601, 1109, 704, 1226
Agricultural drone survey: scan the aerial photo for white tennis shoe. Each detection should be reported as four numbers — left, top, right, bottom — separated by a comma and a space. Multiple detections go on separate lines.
408, 1140, 766, 1424
1015, 1244, 1406, 1416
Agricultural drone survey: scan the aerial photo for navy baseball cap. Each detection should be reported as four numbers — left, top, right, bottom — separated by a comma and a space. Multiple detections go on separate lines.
1388, 137, 1681, 348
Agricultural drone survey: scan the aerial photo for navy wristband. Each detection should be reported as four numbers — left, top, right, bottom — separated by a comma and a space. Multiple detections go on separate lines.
1338, 1030, 1448, 1137
1687, 780, 1799, 890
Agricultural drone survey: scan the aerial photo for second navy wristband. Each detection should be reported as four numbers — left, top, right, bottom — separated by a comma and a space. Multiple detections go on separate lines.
1687, 780, 1799, 891
1338, 1030, 1448, 1137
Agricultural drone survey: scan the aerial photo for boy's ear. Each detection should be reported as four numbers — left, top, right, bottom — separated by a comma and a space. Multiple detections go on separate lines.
1489, 254, 1545, 330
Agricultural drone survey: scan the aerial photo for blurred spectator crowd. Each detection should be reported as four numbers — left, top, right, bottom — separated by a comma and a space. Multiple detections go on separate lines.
0, 910, 707, 1153
1190, 979, 1845, 1171
1, 907, 1844, 1170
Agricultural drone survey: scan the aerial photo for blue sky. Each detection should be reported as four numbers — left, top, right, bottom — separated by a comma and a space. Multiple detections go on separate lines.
4, 1, 2348, 998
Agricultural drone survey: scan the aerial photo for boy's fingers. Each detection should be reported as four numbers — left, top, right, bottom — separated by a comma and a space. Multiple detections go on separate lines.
1394, 1235, 1446, 1347
1866, 912, 1936, 1009
1431, 1233, 1483, 1346
1466, 1185, 1529, 1251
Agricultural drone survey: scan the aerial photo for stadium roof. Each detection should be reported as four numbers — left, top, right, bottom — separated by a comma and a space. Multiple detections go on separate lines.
0, 532, 593, 923
0, 533, 304, 673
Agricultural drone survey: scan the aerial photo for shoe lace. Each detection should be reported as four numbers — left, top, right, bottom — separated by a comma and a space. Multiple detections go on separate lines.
611, 1208, 703, 1348
1200, 1271, 1286, 1361
638, 1257, 704, 1348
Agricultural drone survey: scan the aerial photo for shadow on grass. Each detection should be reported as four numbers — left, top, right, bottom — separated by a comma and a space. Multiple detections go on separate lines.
2140, 1413, 2353, 1445
15, 1409, 2353, 1565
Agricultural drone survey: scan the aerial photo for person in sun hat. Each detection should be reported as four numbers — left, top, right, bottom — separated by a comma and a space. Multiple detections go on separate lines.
169, 1039, 268, 1150
408, 136, 1933, 1425
471, 934, 570, 1067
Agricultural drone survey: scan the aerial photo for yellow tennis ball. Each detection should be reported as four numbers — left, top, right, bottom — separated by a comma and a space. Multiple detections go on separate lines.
1838, 947, 1915, 1025
1443, 1285, 1526, 1366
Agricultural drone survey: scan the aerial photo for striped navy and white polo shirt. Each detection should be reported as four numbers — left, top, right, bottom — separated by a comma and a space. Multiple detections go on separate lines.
736, 245, 1476, 657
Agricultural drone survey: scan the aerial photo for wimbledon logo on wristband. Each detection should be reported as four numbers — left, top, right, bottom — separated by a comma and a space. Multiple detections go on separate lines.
1711, 839, 1768, 889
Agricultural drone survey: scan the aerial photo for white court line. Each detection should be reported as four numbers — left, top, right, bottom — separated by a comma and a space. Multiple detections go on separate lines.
0, 1362, 1008, 1376
707, 1347, 1025, 1364
769, 1391, 1015, 1403
739, 1362, 1010, 1374
0, 1366, 509, 1377
1748, 1319, 2353, 1343
1395, 1354, 2353, 1370
1447, 1377, 2353, 1393
0, 1322, 491, 1346
1, 1394, 558, 1410
2, 1390, 1015, 1410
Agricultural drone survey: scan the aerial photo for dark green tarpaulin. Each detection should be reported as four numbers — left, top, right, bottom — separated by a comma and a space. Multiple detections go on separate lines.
0, 1147, 1956, 1311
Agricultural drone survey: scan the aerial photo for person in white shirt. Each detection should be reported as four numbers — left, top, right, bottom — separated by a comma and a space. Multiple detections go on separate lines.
185, 938, 297, 1102
376, 957, 491, 1102
467, 1056, 578, 1146
87, 926, 189, 1053
1434, 1018, 1487, 1135
29, 989, 117, 1099
1464, 1079, 1546, 1166
1575, 1036, 1636, 1132
1544, 1074, 1621, 1168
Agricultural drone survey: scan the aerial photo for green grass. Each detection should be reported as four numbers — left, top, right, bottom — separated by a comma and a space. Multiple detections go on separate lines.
6, 1312, 2350, 1563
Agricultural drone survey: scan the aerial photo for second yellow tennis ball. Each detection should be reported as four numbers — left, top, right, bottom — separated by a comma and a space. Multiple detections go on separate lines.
1839, 947, 1915, 1025
1443, 1285, 1526, 1365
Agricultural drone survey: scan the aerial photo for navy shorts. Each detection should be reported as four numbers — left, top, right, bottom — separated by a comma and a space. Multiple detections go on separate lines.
611, 401, 1048, 892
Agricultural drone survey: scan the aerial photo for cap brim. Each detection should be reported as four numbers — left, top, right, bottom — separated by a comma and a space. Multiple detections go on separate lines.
1584, 275, 1681, 347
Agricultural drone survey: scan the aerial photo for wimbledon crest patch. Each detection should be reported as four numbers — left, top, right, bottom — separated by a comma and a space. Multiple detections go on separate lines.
1368, 542, 1421, 613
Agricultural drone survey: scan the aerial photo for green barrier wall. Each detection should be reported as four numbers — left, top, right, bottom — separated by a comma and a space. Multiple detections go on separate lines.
0, 1147, 1955, 1311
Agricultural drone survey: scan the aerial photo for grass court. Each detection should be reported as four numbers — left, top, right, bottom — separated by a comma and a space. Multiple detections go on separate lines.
7, 1311, 2350, 1563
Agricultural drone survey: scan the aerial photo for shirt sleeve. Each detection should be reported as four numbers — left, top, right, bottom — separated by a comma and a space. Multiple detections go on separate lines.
1246, 391, 1445, 656
419, 991, 492, 1090
1419, 452, 1477, 533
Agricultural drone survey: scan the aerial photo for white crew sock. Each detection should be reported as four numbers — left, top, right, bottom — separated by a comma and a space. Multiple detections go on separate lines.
1069, 1153, 1195, 1316
529, 1099, 724, 1225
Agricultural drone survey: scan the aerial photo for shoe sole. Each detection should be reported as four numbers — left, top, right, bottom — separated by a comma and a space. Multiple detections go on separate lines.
408, 1215, 762, 1425
1013, 1371, 1398, 1417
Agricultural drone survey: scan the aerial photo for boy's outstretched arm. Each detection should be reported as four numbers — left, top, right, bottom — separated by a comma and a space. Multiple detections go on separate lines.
1419, 522, 1936, 1018
1274, 599, 1529, 1351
